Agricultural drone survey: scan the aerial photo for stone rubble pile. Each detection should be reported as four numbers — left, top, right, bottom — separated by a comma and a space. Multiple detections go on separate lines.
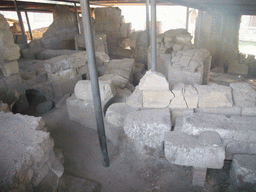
0, 14, 20, 77
0, 111, 64, 191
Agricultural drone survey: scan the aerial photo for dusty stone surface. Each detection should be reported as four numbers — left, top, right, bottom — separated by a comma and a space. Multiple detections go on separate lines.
126, 86, 143, 108
164, 131, 225, 169
0, 60, 19, 77
195, 106, 241, 116
143, 90, 174, 108
226, 141, 256, 160
242, 107, 256, 116
195, 84, 233, 108
0, 112, 64, 191
124, 109, 171, 154
169, 83, 187, 108
74, 80, 116, 103
230, 82, 256, 107
228, 63, 248, 75
171, 108, 194, 126
230, 154, 256, 188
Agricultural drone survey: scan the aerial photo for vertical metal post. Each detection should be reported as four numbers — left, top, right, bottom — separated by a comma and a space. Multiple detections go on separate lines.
79, 0, 109, 167
24, 10, 33, 41
197, 10, 203, 49
146, 0, 150, 48
186, 7, 189, 31
74, 2, 81, 34
13, 0, 27, 45
151, 0, 156, 71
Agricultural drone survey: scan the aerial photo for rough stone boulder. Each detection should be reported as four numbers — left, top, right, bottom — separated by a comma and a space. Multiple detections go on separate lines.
0, 112, 64, 191
123, 109, 171, 154
164, 131, 225, 169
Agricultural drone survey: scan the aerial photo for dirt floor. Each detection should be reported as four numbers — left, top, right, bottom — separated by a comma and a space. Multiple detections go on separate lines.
39, 105, 235, 192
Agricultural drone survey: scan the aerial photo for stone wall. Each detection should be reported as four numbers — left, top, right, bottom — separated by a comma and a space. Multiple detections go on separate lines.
0, 14, 20, 77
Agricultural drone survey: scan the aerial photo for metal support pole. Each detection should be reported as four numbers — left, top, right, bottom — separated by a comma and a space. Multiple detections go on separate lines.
186, 7, 189, 31
74, 2, 81, 34
151, 0, 156, 71
197, 10, 203, 49
13, 0, 27, 45
24, 10, 33, 41
146, 0, 150, 48
79, 0, 109, 167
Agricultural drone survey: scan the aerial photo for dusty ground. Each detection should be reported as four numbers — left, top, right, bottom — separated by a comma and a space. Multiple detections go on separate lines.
40, 105, 234, 192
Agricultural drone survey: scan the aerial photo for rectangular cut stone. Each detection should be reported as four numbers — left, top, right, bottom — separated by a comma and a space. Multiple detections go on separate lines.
226, 141, 256, 160
164, 132, 225, 169
124, 109, 171, 153
143, 90, 173, 108
171, 108, 194, 126
195, 84, 233, 108
168, 69, 202, 86
44, 55, 73, 74
192, 167, 207, 187
195, 107, 241, 116
48, 68, 76, 83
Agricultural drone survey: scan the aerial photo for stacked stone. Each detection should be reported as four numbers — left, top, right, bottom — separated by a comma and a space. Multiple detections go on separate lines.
0, 111, 64, 191
93, 7, 132, 53
66, 80, 116, 130
44, 51, 110, 97
0, 14, 20, 77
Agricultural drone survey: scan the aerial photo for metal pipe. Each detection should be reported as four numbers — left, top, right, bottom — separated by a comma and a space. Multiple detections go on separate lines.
197, 10, 203, 49
146, 0, 150, 48
186, 7, 189, 31
13, 0, 27, 46
151, 0, 157, 71
79, 0, 109, 167
74, 2, 81, 34
24, 10, 33, 41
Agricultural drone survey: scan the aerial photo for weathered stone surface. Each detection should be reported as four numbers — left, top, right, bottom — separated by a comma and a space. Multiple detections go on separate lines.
164, 131, 225, 169
195, 106, 241, 116
192, 167, 207, 187
195, 84, 233, 108
230, 82, 256, 107
242, 107, 256, 116
36, 100, 54, 114
48, 68, 76, 83
99, 74, 128, 89
0, 60, 19, 77
66, 94, 97, 129
226, 141, 256, 160
228, 63, 248, 75
169, 83, 187, 108
124, 109, 171, 152
139, 70, 169, 91
143, 90, 174, 108
74, 80, 116, 103
230, 154, 256, 188
184, 85, 199, 108
126, 86, 143, 108
171, 108, 194, 126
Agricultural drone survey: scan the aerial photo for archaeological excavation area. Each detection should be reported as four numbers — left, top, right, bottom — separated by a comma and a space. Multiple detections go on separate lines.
1, 0, 256, 191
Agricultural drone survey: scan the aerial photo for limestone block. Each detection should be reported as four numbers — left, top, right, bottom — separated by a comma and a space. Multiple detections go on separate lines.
228, 64, 248, 75
66, 94, 97, 129
169, 83, 187, 108
230, 154, 256, 188
48, 68, 76, 83
143, 90, 174, 108
126, 86, 143, 108
172, 43, 183, 51
138, 70, 170, 91
195, 84, 233, 108
226, 141, 256, 160
195, 106, 241, 116
230, 82, 256, 107
74, 80, 115, 103
0, 60, 19, 77
174, 33, 192, 45
192, 167, 207, 187
2, 44, 20, 61
171, 108, 194, 126
242, 107, 256, 116
164, 131, 225, 169
44, 55, 73, 74
184, 85, 199, 108
124, 109, 171, 152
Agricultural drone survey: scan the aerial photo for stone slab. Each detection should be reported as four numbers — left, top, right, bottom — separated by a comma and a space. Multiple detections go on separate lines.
195, 107, 241, 116
143, 90, 174, 108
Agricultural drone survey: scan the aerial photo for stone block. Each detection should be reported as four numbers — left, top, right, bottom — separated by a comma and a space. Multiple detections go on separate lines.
164, 131, 225, 169
44, 55, 72, 74
228, 64, 248, 75
126, 86, 143, 108
169, 83, 187, 108
195, 106, 241, 116
230, 154, 256, 188
138, 70, 170, 91
230, 82, 256, 107
0, 60, 19, 77
66, 94, 97, 129
171, 108, 194, 126
74, 80, 116, 103
21, 48, 35, 59
3, 44, 20, 61
143, 90, 174, 108
48, 68, 76, 83
192, 167, 207, 187
242, 107, 256, 116
124, 109, 171, 152
184, 85, 199, 108
226, 141, 256, 160
99, 74, 128, 89
195, 84, 233, 108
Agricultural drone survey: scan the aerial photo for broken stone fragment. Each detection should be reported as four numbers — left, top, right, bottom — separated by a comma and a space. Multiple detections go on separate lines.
169, 83, 187, 108
0, 60, 19, 77
126, 86, 143, 108
74, 80, 116, 103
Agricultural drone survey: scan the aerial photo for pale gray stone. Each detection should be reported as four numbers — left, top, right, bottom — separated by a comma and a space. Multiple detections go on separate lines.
226, 141, 256, 160
164, 132, 225, 169
230, 82, 256, 107
0, 60, 19, 77
242, 107, 256, 116
143, 90, 174, 108
126, 86, 143, 108
171, 108, 194, 126
169, 83, 187, 108
124, 109, 171, 152
195, 106, 241, 116
36, 100, 54, 114
184, 85, 199, 108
